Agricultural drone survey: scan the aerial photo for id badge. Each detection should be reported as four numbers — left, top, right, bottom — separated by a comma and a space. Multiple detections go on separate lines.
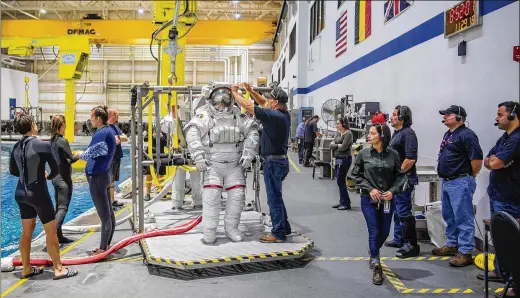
383, 200, 391, 214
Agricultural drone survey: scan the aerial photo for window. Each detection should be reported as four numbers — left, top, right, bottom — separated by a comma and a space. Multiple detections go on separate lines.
309, 0, 325, 44
278, 67, 281, 83
282, 59, 286, 81
338, 0, 346, 8
289, 26, 296, 61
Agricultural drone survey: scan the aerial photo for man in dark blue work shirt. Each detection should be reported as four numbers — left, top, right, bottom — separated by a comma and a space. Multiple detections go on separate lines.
476, 101, 520, 287
233, 83, 292, 243
385, 105, 420, 258
433, 105, 483, 267
303, 116, 320, 167
108, 109, 128, 207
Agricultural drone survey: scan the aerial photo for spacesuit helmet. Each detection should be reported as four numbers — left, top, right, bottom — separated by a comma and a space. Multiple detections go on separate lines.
208, 85, 234, 113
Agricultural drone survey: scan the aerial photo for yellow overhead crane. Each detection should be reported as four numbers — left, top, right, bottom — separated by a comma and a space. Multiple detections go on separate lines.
0, 0, 276, 144
1, 36, 90, 142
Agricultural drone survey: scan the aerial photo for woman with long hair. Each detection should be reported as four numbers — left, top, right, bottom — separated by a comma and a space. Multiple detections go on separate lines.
330, 117, 353, 210
50, 115, 79, 244
351, 123, 406, 285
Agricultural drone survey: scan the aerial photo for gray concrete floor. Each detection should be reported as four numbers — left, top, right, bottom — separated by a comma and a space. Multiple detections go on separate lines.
0, 152, 504, 297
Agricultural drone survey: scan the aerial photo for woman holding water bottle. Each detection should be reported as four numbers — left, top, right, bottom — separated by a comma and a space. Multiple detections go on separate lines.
351, 122, 406, 286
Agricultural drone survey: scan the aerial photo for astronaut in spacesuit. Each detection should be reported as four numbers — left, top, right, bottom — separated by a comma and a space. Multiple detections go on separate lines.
184, 84, 259, 244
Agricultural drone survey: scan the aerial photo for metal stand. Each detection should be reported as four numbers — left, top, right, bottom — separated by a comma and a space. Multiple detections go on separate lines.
484, 220, 490, 298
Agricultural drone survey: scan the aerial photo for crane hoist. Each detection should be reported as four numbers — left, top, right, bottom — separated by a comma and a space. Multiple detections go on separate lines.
1, 36, 90, 142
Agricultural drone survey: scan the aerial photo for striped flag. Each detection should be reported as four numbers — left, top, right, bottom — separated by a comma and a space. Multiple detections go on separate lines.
355, 0, 372, 45
335, 10, 348, 58
384, 0, 413, 23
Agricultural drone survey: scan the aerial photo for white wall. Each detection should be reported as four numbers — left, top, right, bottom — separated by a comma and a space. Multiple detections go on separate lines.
273, 1, 520, 241
1, 68, 39, 120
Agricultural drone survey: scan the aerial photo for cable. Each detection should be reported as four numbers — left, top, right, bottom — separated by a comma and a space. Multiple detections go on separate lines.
74, 57, 91, 105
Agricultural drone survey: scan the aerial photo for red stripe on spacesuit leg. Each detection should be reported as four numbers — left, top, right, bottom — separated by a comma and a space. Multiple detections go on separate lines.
225, 184, 246, 191
203, 184, 223, 189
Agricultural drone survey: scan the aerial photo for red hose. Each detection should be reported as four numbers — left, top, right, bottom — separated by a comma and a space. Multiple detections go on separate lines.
11, 216, 202, 267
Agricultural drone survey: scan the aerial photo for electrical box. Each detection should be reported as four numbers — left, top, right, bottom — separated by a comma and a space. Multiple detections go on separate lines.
298, 107, 314, 124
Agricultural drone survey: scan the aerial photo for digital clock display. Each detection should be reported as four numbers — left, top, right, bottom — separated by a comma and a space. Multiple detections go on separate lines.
444, 0, 481, 38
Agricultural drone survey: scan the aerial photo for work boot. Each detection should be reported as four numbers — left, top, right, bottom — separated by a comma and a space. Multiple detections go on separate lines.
372, 263, 384, 285
432, 245, 458, 256
449, 253, 474, 267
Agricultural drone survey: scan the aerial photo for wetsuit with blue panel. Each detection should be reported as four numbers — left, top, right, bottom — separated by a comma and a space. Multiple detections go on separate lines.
80, 125, 116, 251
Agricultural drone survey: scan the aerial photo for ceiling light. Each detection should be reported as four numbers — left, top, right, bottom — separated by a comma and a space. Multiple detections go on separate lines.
137, 6, 144, 14
39, 8, 46, 14
233, 12, 241, 19
232, 0, 240, 4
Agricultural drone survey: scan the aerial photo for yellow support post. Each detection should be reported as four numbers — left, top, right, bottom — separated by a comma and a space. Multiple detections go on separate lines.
64, 79, 76, 142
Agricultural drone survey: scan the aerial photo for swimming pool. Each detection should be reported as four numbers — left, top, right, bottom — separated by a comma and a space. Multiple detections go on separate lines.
1, 144, 132, 257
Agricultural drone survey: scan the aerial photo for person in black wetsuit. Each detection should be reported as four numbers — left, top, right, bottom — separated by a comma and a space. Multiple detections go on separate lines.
9, 114, 78, 280
50, 115, 79, 244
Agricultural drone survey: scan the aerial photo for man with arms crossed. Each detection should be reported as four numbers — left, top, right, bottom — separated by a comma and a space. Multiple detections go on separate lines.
107, 109, 128, 207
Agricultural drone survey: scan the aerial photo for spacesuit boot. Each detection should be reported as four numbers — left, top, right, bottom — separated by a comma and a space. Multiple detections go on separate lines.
171, 168, 186, 210
190, 170, 203, 208
223, 166, 247, 242
201, 168, 223, 244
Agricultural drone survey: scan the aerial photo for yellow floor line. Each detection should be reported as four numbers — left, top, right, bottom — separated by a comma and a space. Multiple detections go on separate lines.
381, 261, 408, 292
287, 156, 301, 173
1, 229, 95, 298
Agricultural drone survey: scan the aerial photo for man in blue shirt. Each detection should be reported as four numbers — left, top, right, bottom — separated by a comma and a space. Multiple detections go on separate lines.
385, 105, 420, 258
433, 105, 483, 267
234, 83, 292, 243
476, 101, 520, 287
108, 109, 128, 208
295, 118, 310, 164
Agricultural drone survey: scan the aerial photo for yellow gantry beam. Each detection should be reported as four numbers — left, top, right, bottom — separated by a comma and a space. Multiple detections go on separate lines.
0, 20, 276, 46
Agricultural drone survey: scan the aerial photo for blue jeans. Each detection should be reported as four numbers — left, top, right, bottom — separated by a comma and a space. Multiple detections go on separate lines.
391, 188, 414, 244
297, 138, 304, 163
441, 176, 476, 254
361, 195, 395, 259
335, 156, 352, 207
490, 199, 520, 277
263, 158, 291, 240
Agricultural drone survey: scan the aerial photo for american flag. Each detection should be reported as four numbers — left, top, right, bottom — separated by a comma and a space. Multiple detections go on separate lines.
384, 0, 413, 23
335, 9, 348, 58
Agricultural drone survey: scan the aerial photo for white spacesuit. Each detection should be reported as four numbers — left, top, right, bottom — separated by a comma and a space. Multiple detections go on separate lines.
184, 84, 259, 244
171, 168, 202, 209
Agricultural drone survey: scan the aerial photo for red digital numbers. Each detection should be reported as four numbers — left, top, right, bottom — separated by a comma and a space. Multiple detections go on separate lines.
449, 0, 474, 24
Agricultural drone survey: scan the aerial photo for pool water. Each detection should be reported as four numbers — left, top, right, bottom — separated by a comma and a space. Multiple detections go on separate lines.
1, 144, 132, 257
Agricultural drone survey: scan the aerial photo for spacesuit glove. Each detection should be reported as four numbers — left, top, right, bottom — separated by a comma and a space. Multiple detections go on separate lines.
239, 156, 253, 169
195, 158, 210, 172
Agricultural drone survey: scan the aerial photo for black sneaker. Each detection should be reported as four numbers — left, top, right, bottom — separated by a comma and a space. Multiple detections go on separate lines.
112, 200, 124, 207
337, 206, 351, 210
144, 194, 151, 201
395, 243, 420, 258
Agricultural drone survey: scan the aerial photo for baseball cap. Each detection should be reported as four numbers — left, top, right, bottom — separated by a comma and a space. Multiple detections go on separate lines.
439, 105, 467, 118
270, 87, 288, 104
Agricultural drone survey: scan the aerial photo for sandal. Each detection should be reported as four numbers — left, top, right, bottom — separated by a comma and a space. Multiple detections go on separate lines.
21, 267, 44, 279
53, 268, 78, 280
259, 234, 285, 243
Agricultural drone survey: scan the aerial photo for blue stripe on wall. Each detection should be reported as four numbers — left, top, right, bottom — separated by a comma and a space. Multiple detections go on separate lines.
294, 0, 517, 95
